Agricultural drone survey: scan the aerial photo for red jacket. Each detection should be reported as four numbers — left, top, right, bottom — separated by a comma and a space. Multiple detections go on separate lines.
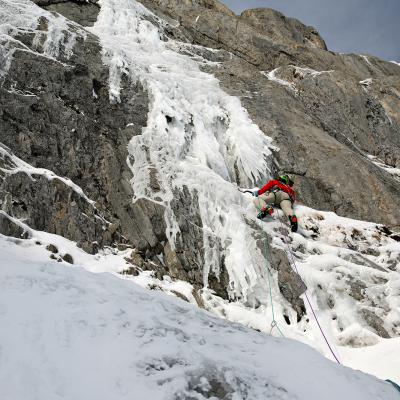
258, 180, 296, 202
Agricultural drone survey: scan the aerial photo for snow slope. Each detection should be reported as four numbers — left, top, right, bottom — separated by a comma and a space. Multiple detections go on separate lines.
0, 235, 398, 400
203, 203, 400, 380
0, 207, 399, 385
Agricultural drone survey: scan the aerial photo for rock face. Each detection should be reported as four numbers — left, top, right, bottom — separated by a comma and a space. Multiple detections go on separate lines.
138, 0, 400, 227
240, 8, 327, 50
0, 0, 399, 334
0, 16, 153, 253
32, 1, 100, 27
0, 1, 215, 297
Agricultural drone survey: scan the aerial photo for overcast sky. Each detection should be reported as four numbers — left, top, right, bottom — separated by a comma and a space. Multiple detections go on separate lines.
221, 0, 400, 61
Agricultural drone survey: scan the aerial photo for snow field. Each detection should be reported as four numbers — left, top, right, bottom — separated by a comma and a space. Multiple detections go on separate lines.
0, 235, 399, 400
2, 197, 399, 381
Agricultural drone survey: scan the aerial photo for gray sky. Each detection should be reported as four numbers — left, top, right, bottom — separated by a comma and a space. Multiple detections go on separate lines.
221, 0, 400, 61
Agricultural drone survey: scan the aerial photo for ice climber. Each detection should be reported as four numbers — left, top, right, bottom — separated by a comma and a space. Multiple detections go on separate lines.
252, 174, 298, 232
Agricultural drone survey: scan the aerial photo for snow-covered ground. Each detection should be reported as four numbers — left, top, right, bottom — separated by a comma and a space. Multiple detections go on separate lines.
199, 202, 400, 381
1, 203, 399, 384
0, 234, 399, 400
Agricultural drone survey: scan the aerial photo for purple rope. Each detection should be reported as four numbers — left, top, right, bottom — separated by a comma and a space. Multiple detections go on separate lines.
278, 217, 341, 364
303, 292, 341, 364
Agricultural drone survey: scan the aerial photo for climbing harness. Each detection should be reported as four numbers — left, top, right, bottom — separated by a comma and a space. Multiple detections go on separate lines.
277, 216, 341, 364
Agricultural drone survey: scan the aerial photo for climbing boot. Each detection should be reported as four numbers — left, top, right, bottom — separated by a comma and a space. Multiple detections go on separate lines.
257, 206, 274, 220
289, 215, 298, 232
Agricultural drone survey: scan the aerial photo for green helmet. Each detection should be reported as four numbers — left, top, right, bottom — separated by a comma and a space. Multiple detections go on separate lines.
278, 174, 294, 186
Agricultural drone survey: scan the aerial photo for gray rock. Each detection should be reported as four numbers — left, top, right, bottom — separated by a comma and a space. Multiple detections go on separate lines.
32, 0, 100, 27
46, 244, 58, 253
240, 8, 327, 50
360, 308, 390, 339
62, 253, 74, 264
140, 0, 400, 227
341, 253, 386, 272
250, 220, 307, 319
0, 212, 30, 239
0, 170, 114, 254
272, 245, 307, 319
348, 279, 367, 302
0, 15, 151, 254
387, 255, 400, 272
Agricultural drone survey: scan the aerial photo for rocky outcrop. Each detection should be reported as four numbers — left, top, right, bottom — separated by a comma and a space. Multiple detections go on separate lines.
360, 309, 391, 339
0, 12, 152, 254
240, 8, 327, 50
0, 166, 114, 253
15, 0, 399, 228
32, 0, 100, 27
136, 0, 400, 227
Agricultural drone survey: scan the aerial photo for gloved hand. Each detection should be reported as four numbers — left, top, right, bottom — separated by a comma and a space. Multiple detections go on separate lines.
252, 190, 259, 197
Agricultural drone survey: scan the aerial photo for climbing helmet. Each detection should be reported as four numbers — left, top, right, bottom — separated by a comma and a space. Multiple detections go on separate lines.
278, 174, 294, 187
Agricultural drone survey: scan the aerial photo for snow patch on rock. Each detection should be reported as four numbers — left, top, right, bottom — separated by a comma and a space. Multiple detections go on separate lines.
261, 67, 297, 91
0, 0, 86, 79
0, 143, 97, 206
293, 66, 334, 78
367, 155, 400, 180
